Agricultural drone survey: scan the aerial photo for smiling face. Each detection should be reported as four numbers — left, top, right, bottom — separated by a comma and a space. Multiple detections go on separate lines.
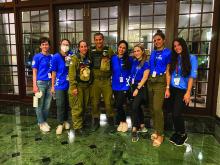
153, 35, 165, 50
173, 41, 183, 54
79, 41, 88, 56
94, 35, 104, 50
133, 46, 143, 60
117, 43, 127, 56
40, 41, 50, 54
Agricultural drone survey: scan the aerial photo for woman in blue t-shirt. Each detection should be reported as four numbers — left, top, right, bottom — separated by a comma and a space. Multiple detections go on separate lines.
130, 44, 150, 142
51, 39, 72, 135
165, 38, 198, 146
111, 40, 132, 133
32, 37, 52, 133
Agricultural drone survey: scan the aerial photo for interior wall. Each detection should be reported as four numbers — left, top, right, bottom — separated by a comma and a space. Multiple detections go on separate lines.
217, 76, 220, 117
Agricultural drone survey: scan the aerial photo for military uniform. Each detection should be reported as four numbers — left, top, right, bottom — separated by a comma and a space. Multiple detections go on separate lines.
68, 53, 92, 130
90, 46, 115, 128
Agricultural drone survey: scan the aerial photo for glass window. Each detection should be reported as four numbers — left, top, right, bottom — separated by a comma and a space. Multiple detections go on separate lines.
21, 10, 49, 96
178, 0, 214, 108
58, 8, 84, 49
0, 0, 12, 3
0, 13, 18, 95
91, 6, 118, 51
128, 1, 167, 52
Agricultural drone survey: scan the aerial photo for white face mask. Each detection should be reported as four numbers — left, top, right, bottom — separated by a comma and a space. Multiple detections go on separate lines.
61, 45, 69, 53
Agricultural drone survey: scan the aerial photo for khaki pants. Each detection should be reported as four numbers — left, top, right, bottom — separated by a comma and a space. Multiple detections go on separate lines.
148, 75, 166, 134
90, 78, 115, 118
69, 85, 90, 129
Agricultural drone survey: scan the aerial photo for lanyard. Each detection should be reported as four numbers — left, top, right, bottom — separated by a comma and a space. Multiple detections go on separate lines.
132, 62, 141, 80
117, 56, 124, 76
175, 59, 181, 76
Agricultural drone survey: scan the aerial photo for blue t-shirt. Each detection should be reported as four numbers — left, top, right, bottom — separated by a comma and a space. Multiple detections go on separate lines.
171, 55, 198, 90
32, 53, 52, 81
111, 54, 132, 91
50, 52, 69, 90
130, 59, 150, 85
149, 48, 171, 76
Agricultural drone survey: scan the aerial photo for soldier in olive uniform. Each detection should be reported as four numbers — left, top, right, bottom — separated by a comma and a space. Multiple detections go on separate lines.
90, 33, 115, 132
68, 40, 92, 135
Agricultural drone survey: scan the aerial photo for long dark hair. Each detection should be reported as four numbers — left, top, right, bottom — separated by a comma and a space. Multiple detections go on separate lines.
117, 40, 131, 69
169, 38, 191, 77
133, 43, 147, 67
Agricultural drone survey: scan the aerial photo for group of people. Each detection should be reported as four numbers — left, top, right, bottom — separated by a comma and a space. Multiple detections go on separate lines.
32, 30, 198, 147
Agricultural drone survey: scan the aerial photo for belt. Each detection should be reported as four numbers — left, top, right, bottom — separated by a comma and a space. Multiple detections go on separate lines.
95, 77, 110, 81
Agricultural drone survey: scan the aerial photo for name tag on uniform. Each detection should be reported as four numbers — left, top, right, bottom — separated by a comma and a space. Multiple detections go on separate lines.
119, 76, 123, 83
152, 71, 157, 78
48, 73, 51, 78
132, 78, 134, 84
174, 77, 180, 85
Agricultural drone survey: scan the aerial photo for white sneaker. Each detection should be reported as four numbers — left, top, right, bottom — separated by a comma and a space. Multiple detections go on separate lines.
56, 124, 63, 135
117, 122, 123, 132
63, 121, 70, 130
138, 126, 148, 133
44, 122, 51, 130
122, 122, 128, 132
39, 123, 50, 133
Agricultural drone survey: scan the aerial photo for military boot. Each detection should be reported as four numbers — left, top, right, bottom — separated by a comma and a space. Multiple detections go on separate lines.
92, 118, 100, 131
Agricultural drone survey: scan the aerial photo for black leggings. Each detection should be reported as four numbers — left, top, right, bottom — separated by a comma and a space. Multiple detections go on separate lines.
170, 87, 187, 134
113, 90, 128, 123
131, 87, 146, 128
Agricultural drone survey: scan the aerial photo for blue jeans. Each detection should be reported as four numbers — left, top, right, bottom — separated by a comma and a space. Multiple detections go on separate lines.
36, 80, 52, 124
55, 90, 69, 124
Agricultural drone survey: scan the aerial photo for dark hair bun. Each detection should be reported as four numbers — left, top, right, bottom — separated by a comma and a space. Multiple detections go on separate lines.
157, 29, 162, 33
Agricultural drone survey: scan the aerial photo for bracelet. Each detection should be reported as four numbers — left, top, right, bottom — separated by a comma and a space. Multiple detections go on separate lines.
166, 86, 170, 89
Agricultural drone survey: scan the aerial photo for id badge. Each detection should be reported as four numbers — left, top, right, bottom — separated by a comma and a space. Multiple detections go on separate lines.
66, 75, 69, 81
174, 77, 180, 85
48, 73, 51, 78
152, 71, 157, 78
132, 78, 135, 84
119, 76, 123, 83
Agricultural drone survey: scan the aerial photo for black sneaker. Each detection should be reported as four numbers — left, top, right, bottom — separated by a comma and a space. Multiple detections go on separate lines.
169, 133, 179, 144
92, 118, 100, 132
104, 125, 115, 134
131, 132, 139, 142
174, 134, 188, 146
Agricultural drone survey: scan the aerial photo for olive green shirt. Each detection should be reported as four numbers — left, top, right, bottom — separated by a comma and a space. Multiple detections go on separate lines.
68, 54, 90, 92
90, 46, 114, 79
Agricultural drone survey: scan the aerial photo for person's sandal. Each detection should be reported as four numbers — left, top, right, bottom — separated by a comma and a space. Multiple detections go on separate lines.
151, 133, 158, 141
152, 135, 164, 147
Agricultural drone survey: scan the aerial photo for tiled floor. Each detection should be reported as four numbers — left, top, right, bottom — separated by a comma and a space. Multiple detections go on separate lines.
0, 108, 220, 165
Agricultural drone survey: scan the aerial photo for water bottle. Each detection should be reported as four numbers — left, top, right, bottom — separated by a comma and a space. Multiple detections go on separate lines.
33, 96, 38, 108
